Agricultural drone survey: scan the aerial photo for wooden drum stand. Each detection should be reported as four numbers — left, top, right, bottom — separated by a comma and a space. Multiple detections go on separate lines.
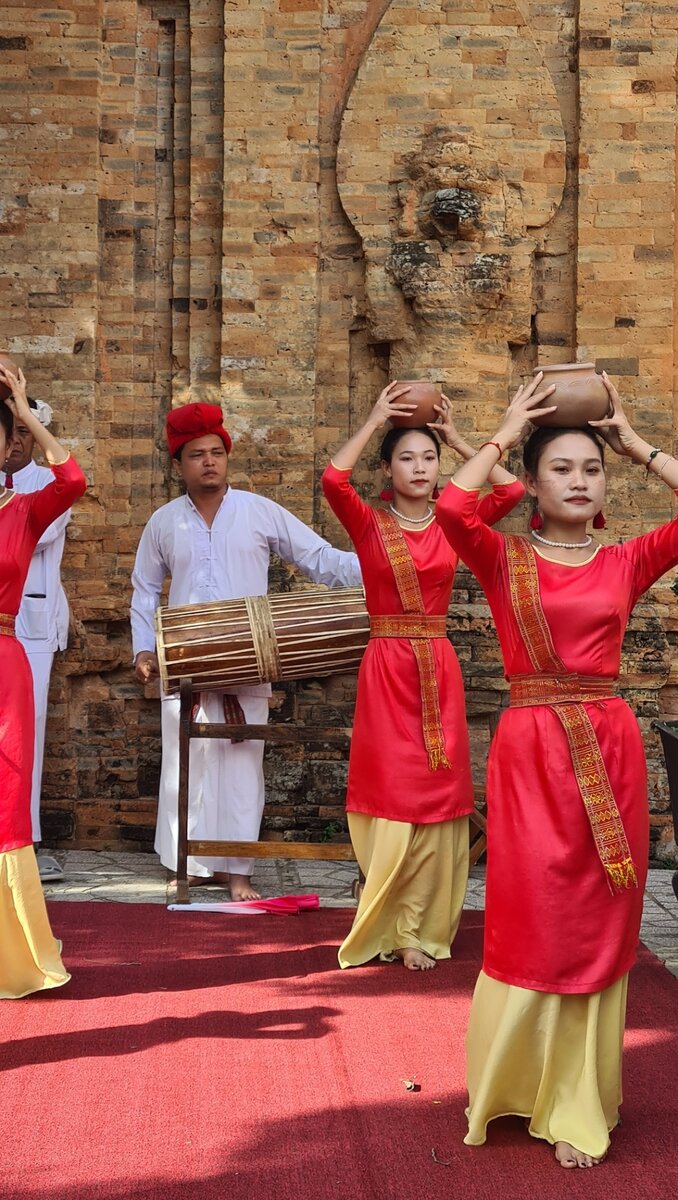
174, 677, 487, 907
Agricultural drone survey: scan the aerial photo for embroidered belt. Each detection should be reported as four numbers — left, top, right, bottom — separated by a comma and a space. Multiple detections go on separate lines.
509, 674, 616, 708
370, 615, 447, 639
0, 613, 16, 637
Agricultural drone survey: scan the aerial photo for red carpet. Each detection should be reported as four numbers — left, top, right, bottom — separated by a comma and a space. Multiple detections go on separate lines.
1, 905, 677, 1200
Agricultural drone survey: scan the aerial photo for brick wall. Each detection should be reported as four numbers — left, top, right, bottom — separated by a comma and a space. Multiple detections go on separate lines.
0, 0, 676, 860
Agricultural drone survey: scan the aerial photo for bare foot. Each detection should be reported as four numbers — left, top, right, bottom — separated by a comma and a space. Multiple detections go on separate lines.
168, 874, 218, 888
554, 1141, 603, 1169
394, 947, 436, 971
228, 873, 261, 901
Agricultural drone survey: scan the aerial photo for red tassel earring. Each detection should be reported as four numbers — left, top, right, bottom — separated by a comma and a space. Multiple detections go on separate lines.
593, 510, 606, 530
529, 503, 543, 531
379, 486, 393, 502
432, 486, 440, 499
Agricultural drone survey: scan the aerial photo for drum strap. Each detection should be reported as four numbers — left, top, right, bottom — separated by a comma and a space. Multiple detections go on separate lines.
505, 534, 637, 893
374, 509, 451, 771
245, 594, 282, 682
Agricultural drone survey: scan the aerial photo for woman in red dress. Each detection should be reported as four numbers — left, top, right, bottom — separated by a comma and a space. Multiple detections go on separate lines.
436, 370, 678, 1167
322, 383, 524, 970
0, 364, 86, 998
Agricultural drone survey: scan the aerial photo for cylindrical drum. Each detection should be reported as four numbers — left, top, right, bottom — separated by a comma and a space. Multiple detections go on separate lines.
155, 586, 369, 694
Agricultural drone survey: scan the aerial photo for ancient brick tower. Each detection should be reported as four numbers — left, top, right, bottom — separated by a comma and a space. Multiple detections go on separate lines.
1, 1, 676, 857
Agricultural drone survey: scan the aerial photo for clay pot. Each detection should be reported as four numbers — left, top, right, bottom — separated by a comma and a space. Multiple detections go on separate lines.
0, 350, 18, 402
530, 362, 609, 428
389, 380, 442, 428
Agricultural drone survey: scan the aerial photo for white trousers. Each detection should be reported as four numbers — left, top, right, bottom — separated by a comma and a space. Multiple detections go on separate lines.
155, 690, 268, 877
23, 648, 55, 844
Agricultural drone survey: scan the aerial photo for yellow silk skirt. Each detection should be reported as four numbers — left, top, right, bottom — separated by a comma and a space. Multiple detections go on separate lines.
0, 845, 70, 999
465, 969, 627, 1157
338, 813, 469, 968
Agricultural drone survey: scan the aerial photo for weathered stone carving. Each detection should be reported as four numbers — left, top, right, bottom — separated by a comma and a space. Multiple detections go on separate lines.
337, 0, 566, 410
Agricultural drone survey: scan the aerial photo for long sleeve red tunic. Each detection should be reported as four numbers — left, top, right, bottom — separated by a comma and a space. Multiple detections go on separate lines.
436, 479, 678, 993
322, 464, 525, 825
0, 457, 86, 853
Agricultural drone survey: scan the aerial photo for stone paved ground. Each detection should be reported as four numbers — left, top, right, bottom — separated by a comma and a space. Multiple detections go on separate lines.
41, 851, 678, 980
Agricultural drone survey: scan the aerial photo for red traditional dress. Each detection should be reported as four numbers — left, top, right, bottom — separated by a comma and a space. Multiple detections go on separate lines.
322, 464, 524, 966
0, 456, 86, 998
436, 478, 678, 1154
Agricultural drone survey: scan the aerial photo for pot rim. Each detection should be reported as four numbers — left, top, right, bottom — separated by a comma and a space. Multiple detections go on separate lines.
393, 379, 442, 387
532, 362, 596, 375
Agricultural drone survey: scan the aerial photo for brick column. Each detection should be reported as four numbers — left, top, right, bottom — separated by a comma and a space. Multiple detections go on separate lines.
221, 0, 322, 518
578, 3, 678, 855
577, 2, 677, 507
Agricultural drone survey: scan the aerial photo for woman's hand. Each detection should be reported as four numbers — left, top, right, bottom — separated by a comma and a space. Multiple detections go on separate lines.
428, 394, 464, 451
494, 373, 557, 450
588, 372, 639, 457
0, 364, 70, 466
366, 382, 417, 430
329, 382, 417, 472
0, 365, 31, 423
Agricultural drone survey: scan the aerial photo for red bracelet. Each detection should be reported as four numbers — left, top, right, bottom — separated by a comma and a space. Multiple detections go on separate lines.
478, 440, 504, 462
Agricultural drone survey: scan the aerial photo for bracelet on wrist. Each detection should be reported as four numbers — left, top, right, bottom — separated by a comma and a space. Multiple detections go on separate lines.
478, 440, 504, 463
658, 455, 674, 482
645, 448, 661, 473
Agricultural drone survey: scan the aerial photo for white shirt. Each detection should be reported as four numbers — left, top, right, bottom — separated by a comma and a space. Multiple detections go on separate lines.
1, 460, 71, 649
130, 487, 362, 658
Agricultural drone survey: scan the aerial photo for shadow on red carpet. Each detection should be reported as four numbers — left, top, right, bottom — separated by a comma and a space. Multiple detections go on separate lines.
0, 904, 676, 1200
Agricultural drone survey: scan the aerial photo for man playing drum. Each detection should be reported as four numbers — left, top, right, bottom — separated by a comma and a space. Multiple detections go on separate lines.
131, 402, 361, 900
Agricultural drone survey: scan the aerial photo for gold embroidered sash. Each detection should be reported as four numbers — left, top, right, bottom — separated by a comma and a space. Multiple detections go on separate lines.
370, 615, 447, 639
374, 509, 451, 771
509, 674, 615, 707
505, 535, 637, 894
0, 612, 15, 637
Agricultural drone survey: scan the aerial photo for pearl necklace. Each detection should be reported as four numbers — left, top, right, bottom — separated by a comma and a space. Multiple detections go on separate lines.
531, 530, 592, 550
389, 504, 433, 524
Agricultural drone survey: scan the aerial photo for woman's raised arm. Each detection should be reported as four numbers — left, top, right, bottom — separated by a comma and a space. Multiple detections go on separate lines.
450, 373, 556, 491
330, 382, 416, 471
0, 365, 71, 466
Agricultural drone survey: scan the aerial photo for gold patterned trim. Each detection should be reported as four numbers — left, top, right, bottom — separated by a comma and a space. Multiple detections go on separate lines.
509, 674, 615, 707
504, 535, 637, 894
0, 490, 16, 512
447, 479, 480, 495
374, 508, 451, 771
370, 615, 447, 639
555, 702, 638, 892
0, 612, 16, 637
505, 536, 562, 672
530, 543, 602, 568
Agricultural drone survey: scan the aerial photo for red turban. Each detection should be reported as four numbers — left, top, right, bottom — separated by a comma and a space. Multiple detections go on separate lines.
165, 402, 232, 457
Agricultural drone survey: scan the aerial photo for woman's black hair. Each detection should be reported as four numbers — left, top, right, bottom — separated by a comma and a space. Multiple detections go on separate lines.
522, 425, 605, 476
379, 425, 441, 464
0, 401, 13, 444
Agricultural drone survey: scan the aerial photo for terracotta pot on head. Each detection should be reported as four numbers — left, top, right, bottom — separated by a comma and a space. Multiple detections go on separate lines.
0, 350, 19, 402
389, 380, 442, 429
530, 362, 610, 428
